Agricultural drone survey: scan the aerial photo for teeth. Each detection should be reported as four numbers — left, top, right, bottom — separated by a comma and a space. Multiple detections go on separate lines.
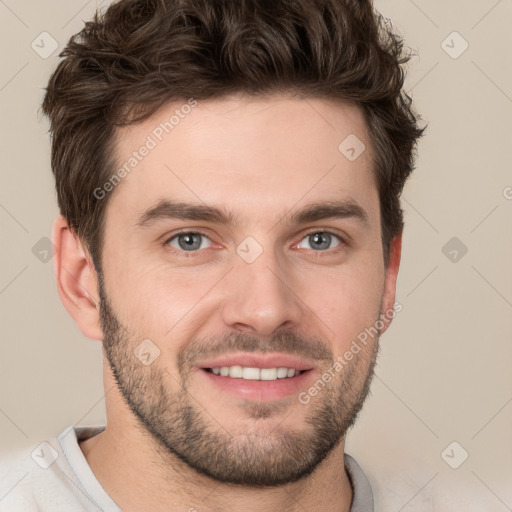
260, 368, 277, 380
276, 367, 289, 379
242, 367, 260, 380
229, 365, 243, 378
209, 366, 302, 381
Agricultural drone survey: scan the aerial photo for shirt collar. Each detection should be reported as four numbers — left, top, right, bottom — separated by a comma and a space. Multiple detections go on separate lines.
344, 453, 374, 511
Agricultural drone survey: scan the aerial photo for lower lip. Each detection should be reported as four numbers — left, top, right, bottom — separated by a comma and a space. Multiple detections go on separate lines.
198, 368, 315, 401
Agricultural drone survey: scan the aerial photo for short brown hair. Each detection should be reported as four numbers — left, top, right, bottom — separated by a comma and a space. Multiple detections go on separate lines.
42, 0, 425, 270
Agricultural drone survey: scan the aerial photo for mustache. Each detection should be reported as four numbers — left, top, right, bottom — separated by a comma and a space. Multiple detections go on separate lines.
177, 330, 333, 374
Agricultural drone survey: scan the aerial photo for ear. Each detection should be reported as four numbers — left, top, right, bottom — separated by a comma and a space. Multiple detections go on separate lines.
52, 215, 103, 341
379, 232, 402, 335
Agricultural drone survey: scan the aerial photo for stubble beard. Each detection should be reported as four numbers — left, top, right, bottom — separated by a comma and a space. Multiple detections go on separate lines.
98, 276, 380, 487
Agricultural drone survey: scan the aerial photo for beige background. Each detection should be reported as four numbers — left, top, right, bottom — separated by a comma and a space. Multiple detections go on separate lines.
1, 0, 511, 510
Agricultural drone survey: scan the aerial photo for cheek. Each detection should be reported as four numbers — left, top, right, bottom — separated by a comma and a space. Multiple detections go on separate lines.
107, 260, 221, 340
303, 262, 384, 351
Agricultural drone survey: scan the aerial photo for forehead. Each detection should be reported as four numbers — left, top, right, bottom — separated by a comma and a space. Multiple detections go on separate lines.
106, 93, 378, 228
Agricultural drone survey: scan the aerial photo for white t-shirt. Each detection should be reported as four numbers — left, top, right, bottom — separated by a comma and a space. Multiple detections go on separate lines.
0, 425, 374, 511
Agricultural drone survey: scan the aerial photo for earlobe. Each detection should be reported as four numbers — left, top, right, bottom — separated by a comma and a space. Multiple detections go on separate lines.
379, 232, 402, 335
52, 215, 103, 341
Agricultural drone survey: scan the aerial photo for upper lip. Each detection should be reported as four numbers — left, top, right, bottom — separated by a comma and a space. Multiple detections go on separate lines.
197, 353, 316, 371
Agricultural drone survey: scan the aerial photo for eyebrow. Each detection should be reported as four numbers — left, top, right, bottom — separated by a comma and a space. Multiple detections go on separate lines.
136, 198, 369, 229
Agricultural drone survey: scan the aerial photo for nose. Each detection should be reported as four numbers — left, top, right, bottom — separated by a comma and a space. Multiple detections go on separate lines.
221, 245, 304, 338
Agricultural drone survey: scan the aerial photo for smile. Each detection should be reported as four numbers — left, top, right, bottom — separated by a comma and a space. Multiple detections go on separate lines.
205, 366, 304, 380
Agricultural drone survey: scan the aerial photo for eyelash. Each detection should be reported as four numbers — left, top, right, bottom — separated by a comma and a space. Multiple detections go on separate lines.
163, 229, 346, 258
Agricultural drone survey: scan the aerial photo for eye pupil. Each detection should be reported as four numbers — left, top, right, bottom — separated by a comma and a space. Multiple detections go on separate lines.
310, 232, 331, 250
178, 233, 201, 250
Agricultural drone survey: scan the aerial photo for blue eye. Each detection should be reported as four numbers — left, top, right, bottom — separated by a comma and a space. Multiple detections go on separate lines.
297, 232, 342, 251
167, 232, 213, 251
164, 230, 344, 257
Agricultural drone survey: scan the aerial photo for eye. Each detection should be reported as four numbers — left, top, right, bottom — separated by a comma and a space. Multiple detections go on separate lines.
166, 232, 213, 252
296, 231, 343, 252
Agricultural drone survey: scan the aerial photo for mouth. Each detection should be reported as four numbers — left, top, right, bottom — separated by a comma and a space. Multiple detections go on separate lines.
196, 353, 316, 401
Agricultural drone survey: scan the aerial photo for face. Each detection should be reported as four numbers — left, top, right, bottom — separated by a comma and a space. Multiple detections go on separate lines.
97, 94, 397, 486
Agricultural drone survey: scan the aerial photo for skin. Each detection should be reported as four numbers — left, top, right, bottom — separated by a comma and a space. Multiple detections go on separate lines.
53, 93, 402, 512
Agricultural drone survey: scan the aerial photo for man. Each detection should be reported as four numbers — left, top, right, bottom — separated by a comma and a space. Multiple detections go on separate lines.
0, 0, 424, 510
